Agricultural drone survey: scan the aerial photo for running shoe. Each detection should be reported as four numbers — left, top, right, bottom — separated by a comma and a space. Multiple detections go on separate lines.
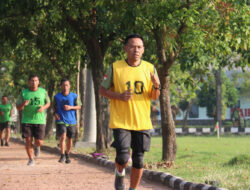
1, 139, 3, 146
65, 153, 71, 164
58, 154, 66, 163
34, 146, 40, 157
27, 159, 35, 166
114, 168, 126, 190
5, 142, 9, 146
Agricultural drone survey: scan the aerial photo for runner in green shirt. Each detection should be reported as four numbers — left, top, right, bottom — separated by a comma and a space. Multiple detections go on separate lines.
0, 95, 12, 146
16, 74, 50, 166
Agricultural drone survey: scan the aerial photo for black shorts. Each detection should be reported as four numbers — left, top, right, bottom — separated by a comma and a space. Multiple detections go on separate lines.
22, 124, 46, 140
0, 122, 10, 131
11, 123, 16, 130
111, 129, 151, 153
56, 124, 76, 139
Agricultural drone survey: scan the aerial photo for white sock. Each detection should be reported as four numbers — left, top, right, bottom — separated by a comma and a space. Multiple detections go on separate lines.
115, 168, 125, 176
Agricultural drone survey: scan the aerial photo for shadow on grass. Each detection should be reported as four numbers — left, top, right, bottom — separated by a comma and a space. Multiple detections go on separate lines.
224, 154, 250, 166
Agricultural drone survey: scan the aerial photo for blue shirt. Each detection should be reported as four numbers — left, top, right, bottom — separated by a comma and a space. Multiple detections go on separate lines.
54, 92, 79, 125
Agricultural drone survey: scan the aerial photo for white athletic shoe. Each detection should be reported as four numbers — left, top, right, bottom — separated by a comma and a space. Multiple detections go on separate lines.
114, 168, 126, 190
27, 159, 35, 166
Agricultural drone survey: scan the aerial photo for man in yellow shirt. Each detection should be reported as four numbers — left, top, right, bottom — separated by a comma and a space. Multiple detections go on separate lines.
99, 34, 160, 190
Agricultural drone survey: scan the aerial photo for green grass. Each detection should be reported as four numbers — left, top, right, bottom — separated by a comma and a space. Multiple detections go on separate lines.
144, 136, 250, 190
14, 134, 249, 189
70, 135, 250, 189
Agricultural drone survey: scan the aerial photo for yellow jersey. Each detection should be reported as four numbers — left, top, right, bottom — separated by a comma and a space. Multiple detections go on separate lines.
109, 60, 154, 131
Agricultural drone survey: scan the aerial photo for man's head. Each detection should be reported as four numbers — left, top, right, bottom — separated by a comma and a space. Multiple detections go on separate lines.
1, 95, 8, 104
124, 34, 145, 63
28, 74, 40, 90
60, 78, 70, 94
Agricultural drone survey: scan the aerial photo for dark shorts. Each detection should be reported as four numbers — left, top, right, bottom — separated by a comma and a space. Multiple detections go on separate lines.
11, 122, 16, 130
22, 124, 46, 140
0, 122, 10, 131
56, 124, 76, 139
111, 129, 151, 153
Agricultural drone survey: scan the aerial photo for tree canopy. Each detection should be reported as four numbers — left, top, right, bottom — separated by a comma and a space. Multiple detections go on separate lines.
0, 0, 249, 161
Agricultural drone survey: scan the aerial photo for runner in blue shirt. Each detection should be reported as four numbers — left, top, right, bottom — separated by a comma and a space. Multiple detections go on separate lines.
54, 79, 82, 163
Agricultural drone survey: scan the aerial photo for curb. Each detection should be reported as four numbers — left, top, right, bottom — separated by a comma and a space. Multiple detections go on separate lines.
10, 138, 227, 190
153, 127, 250, 136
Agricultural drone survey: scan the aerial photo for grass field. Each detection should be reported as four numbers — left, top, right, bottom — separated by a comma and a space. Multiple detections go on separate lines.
14, 134, 249, 190
145, 136, 250, 190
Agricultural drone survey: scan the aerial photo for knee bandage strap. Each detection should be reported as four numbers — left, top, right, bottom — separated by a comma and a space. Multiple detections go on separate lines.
132, 152, 144, 169
115, 148, 130, 165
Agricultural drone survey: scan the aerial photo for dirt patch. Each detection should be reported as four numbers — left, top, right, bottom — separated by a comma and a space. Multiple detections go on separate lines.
0, 141, 170, 190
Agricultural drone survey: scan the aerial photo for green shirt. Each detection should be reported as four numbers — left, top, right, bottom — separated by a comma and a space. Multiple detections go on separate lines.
17, 87, 50, 124
0, 103, 12, 123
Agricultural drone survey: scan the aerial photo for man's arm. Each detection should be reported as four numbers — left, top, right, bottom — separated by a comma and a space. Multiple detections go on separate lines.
64, 95, 82, 111
64, 105, 82, 111
37, 92, 51, 113
150, 70, 160, 100
99, 63, 133, 101
64, 105, 81, 111
151, 88, 160, 101
37, 102, 51, 113
16, 93, 29, 111
99, 86, 133, 102
16, 101, 29, 111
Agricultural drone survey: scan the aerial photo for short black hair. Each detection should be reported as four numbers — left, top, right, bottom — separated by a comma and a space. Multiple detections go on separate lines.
60, 78, 70, 85
124, 34, 144, 46
28, 74, 39, 81
2, 95, 8, 98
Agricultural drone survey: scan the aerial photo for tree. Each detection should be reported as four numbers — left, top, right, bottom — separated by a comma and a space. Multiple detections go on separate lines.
0, 0, 84, 137
136, 0, 249, 164
58, 0, 137, 150
169, 64, 201, 128
231, 68, 250, 99
0, 0, 138, 150
0, 60, 16, 99
197, 70, 239, 121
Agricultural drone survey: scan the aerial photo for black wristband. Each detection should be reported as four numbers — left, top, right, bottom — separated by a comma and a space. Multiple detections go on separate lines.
153, 85, 161, 90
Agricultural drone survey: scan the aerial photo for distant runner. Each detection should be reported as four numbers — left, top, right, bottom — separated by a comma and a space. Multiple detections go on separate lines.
99, 34, 160, 190
0, 95, 12, 146
16, 74, 50, 166
54, 79, 81, 164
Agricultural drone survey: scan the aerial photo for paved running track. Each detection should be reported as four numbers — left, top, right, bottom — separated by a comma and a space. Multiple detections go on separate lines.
0, 141, 171, 190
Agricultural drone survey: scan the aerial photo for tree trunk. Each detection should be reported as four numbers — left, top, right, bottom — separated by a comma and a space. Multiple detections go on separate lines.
85, 37, 111, 151
45, 80, 55, 138
215, 68, 222, 130
79, 63, 87, 138
153, 28, 177, 164
159, 70, 177, 165
66, 14, 114, 151
91, 63, 111, 151
74, 60, 81, 145
182, 99, 194, 129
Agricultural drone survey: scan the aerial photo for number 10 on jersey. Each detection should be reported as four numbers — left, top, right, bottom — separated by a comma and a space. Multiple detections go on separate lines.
126, 81, 144, 94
